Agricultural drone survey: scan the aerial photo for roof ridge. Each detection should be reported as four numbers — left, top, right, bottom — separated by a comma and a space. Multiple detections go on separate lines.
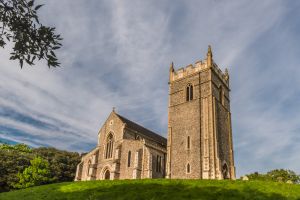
115, 113, 166, 143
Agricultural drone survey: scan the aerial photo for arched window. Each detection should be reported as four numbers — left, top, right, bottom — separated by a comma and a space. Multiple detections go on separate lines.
87, 160, 91, 176
186, 84, 193, 101
127, 151, 131, 167
105, 133, 114, 159
187, 163, 191, 173
187, 136, 190, 150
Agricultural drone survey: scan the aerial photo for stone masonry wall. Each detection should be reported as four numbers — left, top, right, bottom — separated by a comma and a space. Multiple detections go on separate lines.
167, 52, 235, 180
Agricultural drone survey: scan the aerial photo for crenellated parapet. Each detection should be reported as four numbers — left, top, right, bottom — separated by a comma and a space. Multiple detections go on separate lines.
169, 46, 230, 88
167, 45, 235, 180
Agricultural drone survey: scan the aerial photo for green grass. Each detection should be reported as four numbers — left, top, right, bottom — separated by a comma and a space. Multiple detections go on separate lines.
0, 179, 299, 200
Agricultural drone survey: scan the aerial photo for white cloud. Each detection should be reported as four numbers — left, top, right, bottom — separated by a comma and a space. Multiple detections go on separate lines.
1, 0, 300, 176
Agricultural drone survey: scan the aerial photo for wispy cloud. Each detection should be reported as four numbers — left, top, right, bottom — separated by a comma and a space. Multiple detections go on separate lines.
1, 0, 300, 177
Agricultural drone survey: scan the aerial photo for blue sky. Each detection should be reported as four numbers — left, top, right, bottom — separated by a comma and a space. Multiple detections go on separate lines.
1, 0, 300, 177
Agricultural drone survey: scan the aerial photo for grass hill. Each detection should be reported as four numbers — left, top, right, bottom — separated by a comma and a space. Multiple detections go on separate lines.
0, 179, 299, 200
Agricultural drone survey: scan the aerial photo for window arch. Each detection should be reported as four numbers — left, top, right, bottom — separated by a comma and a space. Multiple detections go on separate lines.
105, 133, 114, 159
186, 84, 193, 101
187, 136, 190, 150
187, 163, 191, 173
127, 151, 131, 167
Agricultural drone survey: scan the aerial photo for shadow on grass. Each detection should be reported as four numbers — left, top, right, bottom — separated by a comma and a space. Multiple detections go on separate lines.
58, 182, 288, 200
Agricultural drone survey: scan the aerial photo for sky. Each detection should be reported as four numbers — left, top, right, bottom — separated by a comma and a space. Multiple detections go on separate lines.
1, 0, 300, 177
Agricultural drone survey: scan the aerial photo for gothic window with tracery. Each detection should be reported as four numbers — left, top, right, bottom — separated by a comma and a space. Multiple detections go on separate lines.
105, 133, 114, 159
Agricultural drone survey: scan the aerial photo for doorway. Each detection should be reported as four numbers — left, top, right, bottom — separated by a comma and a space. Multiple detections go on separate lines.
104, 169, 110, 180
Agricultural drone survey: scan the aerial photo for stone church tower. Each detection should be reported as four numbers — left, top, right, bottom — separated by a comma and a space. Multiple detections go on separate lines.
166, 46, 235, 180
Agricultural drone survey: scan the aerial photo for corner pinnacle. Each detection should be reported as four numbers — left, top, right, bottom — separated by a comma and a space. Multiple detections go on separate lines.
170, 62, 174, 72
207, 45, 213, 66
207, 45, 212, 56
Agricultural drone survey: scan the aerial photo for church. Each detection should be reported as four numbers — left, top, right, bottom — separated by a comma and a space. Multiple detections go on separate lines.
75, 46, 236, 181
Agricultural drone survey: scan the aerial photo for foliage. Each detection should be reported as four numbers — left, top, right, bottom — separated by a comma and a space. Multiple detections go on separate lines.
0, 143, 81, 192
0, 0, 62, 68
0, 179, 300, 200
0, 143, 32, 153
267, 169, 300, 184
0, 145, 31, 192
245, 169, 300, 184
13, 156, 52, 189
33, 147, 81, 183
245, 172, 271, 181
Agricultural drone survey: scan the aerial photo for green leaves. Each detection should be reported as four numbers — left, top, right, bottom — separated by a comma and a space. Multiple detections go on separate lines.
0, 0, 63, 68
267, 169, 300, 184
0, 143, 81, 192
0, 143, 32, 153
245, 169, 300, 184
13, 156, 52, 189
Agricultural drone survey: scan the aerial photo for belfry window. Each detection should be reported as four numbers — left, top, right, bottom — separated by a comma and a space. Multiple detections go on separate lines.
186, 84, 193, 101
187, 163, 191, 173
127, 151, 131, 167
105, 133, 114, 159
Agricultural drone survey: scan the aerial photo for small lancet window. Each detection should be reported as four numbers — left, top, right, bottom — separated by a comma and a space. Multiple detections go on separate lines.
127, 151, 131, 167
187, 163, 191, 173
187, 136, 190, 150
186, 84, 193, 101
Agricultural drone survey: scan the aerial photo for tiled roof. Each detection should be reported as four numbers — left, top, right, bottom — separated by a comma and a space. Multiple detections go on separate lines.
116, 113, 167, 145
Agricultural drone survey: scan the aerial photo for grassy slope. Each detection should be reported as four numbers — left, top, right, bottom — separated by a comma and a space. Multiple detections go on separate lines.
0, 179, 299, 200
